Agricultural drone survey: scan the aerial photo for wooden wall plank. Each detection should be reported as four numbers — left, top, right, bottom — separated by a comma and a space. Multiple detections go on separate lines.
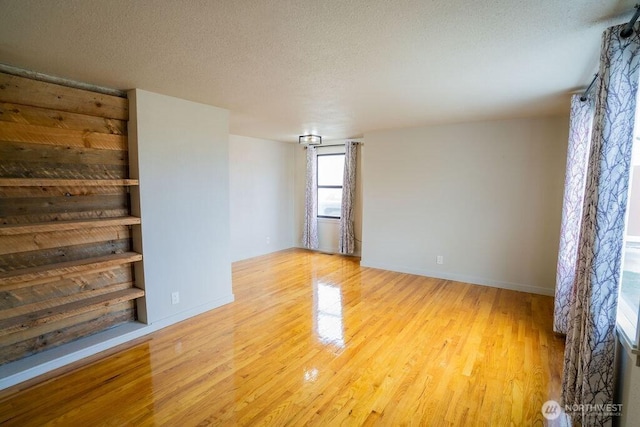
0, 225, 131, 256
1, 209, 131, 226
0, 141, 128, 166
1, 302, 134, 348
0, 303, 135, 364
0, 185, 128, 198
0, 122, 127, 150
0, 102, 126, 135
0, 178, 138, 187
0, 288, 144, 337
0, 252, 140, 288
0, 265, 133, 309
2, 301, 134, 347
1, 161, 128, 180
1, 162, 128, 180
0, 217, 140, 236
0, 73, 128, 120
0, 193, 129, 224
0, 281, 134, 320
0, 239, 132, 273
0, 194, 128, 216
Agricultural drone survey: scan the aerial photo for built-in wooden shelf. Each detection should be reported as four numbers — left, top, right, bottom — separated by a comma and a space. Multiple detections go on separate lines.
0, 252, 143, 289
0, 178, 139, 187
0, 217, 141, 236
0, 72, 142, 364
0, 288, 145, 338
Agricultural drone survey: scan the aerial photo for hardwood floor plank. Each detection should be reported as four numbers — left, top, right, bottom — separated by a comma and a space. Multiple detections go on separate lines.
0, 249, 565, 425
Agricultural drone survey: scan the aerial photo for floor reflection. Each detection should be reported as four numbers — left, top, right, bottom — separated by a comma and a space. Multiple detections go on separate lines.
314, 281, 344, 348
304, 367, 319, 382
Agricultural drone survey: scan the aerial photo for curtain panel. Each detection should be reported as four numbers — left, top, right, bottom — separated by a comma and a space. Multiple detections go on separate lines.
339, 141, 357, 254
302, 146, 319, 249
554, 94, 595, 334
562, 23, 640, 426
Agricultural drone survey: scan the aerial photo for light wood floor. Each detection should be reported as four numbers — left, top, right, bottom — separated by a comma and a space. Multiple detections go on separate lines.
0, 249, 565, 426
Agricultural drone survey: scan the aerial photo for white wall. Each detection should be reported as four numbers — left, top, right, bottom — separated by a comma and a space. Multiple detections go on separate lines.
229, 135, 295, 261
129, 89, 233, 323
294, 141, 364, 255
361, 116, 568, 295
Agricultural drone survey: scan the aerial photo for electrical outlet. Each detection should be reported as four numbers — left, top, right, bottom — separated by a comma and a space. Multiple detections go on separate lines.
171, 291, 180, 305
266, 236, 271, 244
436, 255, 444, 265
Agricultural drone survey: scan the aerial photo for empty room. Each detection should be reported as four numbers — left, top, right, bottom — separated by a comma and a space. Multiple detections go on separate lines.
1, 1, 640, 426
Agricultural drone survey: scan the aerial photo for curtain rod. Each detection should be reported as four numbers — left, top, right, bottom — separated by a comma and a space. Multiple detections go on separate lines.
621, 4, 640, 38
579, 5, 639, 101
304, 141, 363, 149
580, 74, 599, 101
318, 142, 362, 147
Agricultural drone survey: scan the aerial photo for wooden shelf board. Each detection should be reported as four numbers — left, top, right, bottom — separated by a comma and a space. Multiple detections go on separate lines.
0, 281, 134, 321
0, 179, 139, 187
0, 217, 141, 236
0, 252, 143, 289
0, 288, 145, 338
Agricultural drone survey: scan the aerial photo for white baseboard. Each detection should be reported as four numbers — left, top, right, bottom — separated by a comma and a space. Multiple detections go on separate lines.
0, 293, 234, 391
360, 259, 554, 296
295, 244, 361, 257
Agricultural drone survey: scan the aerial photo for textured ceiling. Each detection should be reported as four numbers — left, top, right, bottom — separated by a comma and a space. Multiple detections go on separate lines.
0, 0, 636, 142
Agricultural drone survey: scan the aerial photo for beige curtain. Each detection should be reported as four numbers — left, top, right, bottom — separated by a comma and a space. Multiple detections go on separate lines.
562, 23, 640, 426
338, 141, 357, 254
553, 93, 595, 334
302, 146, 319, 249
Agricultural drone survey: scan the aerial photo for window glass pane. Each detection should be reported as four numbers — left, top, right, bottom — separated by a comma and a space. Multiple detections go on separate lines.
318, 188, 342, 218
620, 134, 640, 344
619, 96, 640, 344
620, 244, 640, 340
318, 155, 345, 186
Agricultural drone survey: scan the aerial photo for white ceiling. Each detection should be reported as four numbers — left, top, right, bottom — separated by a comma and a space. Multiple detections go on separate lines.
0, 0, 636, 142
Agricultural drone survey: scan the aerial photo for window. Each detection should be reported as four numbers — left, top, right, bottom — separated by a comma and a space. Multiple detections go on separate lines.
619, 93, 640, 348
317, 153, 344, 218
619, 133, 640, 347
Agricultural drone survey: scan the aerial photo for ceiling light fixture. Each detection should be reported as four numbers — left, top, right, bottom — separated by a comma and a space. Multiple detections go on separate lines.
299, 134, 322, 145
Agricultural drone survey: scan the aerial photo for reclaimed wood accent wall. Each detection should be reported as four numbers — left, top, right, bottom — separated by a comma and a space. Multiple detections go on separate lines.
0, 72, 144, 364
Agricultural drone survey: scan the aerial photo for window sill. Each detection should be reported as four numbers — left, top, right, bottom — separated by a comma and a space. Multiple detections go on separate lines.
317, 217, 340, 224
616, 324, 640, 366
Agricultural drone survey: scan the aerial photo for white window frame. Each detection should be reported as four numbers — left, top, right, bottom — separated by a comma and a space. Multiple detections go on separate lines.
316, 153, 345, 219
